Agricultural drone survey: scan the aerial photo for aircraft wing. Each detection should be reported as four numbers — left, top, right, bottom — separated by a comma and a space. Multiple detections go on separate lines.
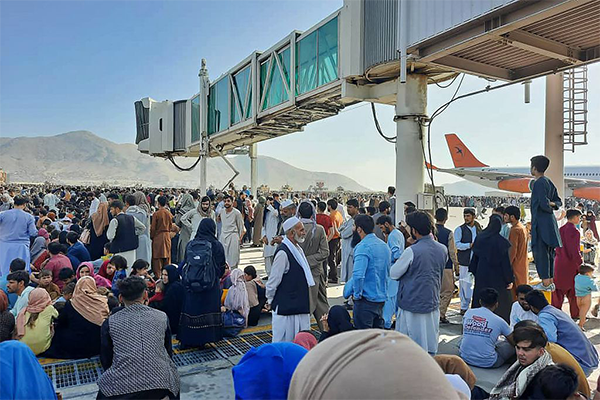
437, 167, 600, 200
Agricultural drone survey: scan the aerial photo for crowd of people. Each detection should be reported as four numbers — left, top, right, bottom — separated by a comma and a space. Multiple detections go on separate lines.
1, 154, 600, 399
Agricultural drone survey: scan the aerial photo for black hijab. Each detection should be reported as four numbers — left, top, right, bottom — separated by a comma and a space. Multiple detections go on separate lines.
160, 264, 184, 334
319, 305, 355, 342
195, 218, 218, 243
472, 214, 510, 256
191, 218, 226, 271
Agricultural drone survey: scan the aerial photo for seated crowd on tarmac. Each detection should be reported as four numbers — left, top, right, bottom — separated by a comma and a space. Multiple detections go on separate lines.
1, 156, 600, 399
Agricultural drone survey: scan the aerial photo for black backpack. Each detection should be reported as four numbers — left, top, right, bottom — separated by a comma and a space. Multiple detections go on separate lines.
182, 239, 216, 292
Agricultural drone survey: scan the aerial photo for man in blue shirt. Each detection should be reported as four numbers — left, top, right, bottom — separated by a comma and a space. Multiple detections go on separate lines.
0, 258, 27, 310
376, 215, 404, 329
351, 214, 391, 329
460, 288, 514, 368
526, 290, 598, 376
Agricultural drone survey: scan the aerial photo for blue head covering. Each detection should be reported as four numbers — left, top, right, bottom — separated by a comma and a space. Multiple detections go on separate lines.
0, 340, 57, 400
232, 342, 307, 400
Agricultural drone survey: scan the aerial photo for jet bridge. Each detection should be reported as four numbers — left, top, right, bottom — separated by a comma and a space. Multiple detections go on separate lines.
134, 0, 600, 215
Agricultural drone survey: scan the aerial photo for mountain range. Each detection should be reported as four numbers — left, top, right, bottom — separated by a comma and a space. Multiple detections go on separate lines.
0, 131, 370, 191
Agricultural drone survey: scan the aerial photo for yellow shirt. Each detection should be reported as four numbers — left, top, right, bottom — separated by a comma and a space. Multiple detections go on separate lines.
20, 305, 58, 355
546, 342, 590, 398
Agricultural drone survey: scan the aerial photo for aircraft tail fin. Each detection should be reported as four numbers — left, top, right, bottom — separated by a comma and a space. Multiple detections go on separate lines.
445, 133, 489, 168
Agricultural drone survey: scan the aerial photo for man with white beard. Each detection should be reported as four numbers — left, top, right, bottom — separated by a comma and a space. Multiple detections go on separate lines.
266, 217, 315, 342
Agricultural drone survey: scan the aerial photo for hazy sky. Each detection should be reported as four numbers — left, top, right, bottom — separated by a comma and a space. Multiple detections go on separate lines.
1, 0, 598, 191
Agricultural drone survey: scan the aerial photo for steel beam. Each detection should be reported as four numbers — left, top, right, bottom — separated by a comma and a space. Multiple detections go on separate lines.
414, 0, 594, 63
502, 30, 582, 64
512, 58, 569, 80
433, 55, 514, 81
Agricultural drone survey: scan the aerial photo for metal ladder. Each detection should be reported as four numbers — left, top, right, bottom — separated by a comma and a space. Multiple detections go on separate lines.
563, 66, 588, 152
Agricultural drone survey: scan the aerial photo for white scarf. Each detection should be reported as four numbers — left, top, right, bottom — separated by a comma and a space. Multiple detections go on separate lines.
282, 236, 315, 287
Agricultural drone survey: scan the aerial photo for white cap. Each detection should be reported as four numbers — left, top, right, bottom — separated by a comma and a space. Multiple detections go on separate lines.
283, 216, 301, 232
281, 199, 295, 209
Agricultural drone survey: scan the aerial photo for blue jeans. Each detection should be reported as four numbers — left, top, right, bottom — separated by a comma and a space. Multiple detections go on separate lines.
354, 298, 384, 329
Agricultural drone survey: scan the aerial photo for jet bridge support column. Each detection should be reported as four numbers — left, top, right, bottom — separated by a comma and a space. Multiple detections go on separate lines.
544, 73, 565, 200
395, 74, 427, 223
250, 143, 258, 197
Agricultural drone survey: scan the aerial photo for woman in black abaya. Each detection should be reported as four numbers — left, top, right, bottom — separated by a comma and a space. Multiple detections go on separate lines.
469, 214, 515, 323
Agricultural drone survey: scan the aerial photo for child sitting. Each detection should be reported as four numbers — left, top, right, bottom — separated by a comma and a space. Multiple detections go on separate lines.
574, 264, 597, 330
130, 259, 156, 296
243, 265, 267, 326
36, 270, 61, 301
53, 282, 75, 312
109, 255, 128, 297
58, 267, 76, 287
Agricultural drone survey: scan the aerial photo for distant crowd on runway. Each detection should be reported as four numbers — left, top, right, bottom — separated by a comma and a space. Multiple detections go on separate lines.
1, 154, 600, 399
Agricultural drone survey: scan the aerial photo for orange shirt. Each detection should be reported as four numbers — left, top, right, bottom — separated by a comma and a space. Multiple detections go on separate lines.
330, 210, 343, 240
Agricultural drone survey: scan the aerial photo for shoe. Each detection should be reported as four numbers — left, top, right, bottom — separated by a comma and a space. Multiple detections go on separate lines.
592, 304, 599, 317
440, 316, 450, 324
261, 275, 269, 280
532, 282, 556, 292
460, 309, 467, 316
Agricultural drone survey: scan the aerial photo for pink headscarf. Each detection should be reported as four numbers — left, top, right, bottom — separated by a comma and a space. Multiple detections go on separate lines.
293, 331, 318, 351
15, 288, 52, 338
77, 262, 112, 289
38, 228, 49, 240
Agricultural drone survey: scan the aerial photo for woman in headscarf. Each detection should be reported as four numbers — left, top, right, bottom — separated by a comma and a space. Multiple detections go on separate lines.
0, 341, 57, 400
150, 264, 185, 335
77, 261, 112, 289
175, 192, 199, 263
318, 305, 354, 342
293, 331, 318, 351
178, 218, 226, 348
126, 191, 152, 263
224, 268, 250, 325
232, 342, 307, 400
252, 196, 266, 247
87, 201, 110, 260
0, 291, 15, 342
288, 330, 464, 400
43, 276, 109, 359
16, 288, 58, 355
469, 214, 514, 323
30, 228, 49, 265
584, 210, 599, 241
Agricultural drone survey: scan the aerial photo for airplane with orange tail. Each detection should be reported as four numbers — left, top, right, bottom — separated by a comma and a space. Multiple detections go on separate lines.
432, 134, 600, 201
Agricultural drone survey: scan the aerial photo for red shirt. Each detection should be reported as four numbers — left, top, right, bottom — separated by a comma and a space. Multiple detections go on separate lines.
316, 214, 333, 238
45, 254, 72, 290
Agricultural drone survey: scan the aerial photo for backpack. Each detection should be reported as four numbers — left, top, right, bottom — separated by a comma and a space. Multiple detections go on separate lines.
182, 239, 217, 292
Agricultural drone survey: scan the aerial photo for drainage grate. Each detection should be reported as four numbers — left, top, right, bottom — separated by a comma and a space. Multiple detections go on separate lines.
213, 340, 243, 358
226, 337, 253, 354
173, 347, 222, 367
43, 330, 283, 390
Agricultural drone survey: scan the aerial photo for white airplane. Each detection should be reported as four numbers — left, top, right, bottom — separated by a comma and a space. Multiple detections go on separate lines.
434, 134, 600, 201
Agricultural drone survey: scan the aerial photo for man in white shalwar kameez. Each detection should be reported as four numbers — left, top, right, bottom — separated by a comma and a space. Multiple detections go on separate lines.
261, 197, 280, 276
217, 195, 245, 269
266, 217, 315, 342
390, 211, 448, 355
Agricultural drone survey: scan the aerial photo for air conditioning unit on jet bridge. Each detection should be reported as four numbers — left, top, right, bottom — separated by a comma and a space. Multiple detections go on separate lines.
134, 97, 191, 157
